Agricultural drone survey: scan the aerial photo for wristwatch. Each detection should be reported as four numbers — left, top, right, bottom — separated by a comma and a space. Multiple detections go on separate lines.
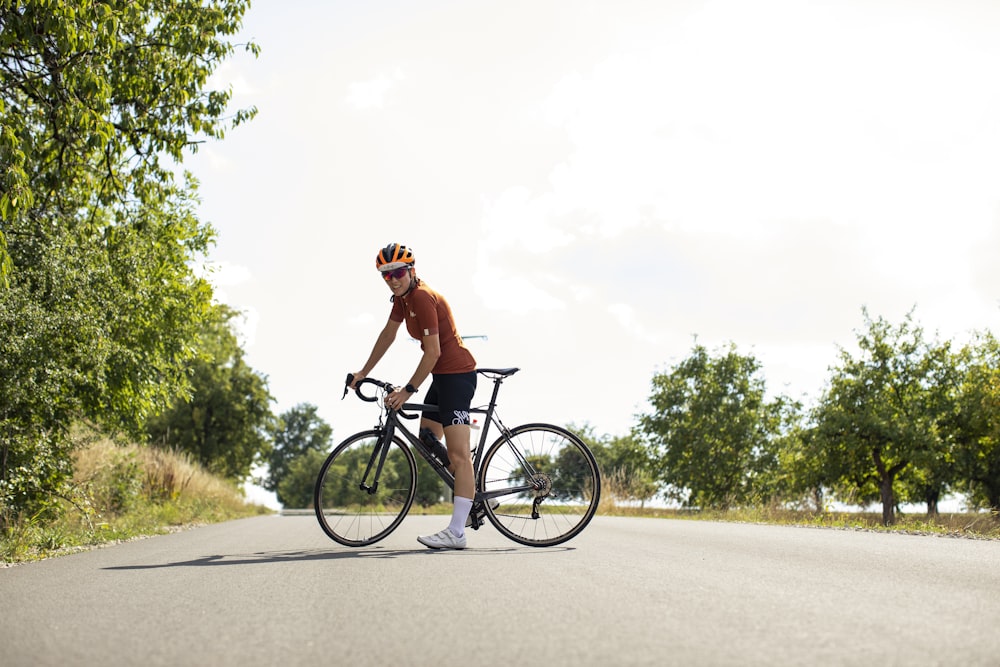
405, 383, 418, 393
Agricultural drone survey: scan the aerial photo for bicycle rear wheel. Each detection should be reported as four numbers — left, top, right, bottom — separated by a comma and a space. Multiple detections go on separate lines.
314, 429, 416, 547
479, 423, 600, 547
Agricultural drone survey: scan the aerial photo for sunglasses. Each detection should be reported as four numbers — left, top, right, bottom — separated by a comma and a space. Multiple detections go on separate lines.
381, 267, 410, 281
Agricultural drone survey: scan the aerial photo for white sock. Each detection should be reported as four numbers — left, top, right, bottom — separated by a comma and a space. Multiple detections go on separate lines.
448, 496, 473, 538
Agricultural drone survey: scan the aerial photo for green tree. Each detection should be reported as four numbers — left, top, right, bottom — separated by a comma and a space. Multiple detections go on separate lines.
277, 450, 328, 510
569, 423, 658, 506
637, 343, 789, 509
758, 412, 831, 511
145, 308, 273, 480
951, 332, 1000, 511
0, 2, 257, 526
264, 404, 332, 505
0, 282, 93, 524
319, 444, 416, 509
1, 1, 257, 232
811, 309, 952, 525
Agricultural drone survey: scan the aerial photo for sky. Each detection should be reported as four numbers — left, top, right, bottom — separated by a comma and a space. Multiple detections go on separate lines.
183, 0, 1000, 504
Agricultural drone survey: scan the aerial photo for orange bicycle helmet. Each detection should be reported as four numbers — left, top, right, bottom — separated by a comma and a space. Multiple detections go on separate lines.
376, 243, 415, 271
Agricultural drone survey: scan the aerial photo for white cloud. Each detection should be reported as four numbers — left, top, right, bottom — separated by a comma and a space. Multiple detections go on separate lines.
230, 307, 259, 348
206, 60, 260, 98
479, 186, 574, 252
204, 260, 252, 287
346, 68, 406, 110
608, 303, 661, 344
475, 271, 567, 314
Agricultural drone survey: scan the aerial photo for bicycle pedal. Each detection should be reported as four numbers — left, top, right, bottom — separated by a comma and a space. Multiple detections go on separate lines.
465, 508, 486, 530
465, 500, 498, 530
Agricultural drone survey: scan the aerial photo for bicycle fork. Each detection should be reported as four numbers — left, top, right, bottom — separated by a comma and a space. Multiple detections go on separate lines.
360, 428, 394, 495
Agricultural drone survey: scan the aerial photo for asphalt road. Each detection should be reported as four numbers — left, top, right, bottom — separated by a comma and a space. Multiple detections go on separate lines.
3, 514, 999, 666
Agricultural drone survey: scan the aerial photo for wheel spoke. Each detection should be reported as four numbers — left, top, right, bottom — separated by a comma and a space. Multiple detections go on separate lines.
479, 424, 600, 547
314, 431, 416, 546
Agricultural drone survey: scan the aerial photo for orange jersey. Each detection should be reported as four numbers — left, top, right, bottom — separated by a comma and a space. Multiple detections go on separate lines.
390, 282, 476, 374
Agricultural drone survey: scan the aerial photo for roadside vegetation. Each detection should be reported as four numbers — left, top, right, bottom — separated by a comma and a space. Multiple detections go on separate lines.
3, 3, 999, 565
596, 472, 1000, 540
5, 434, 995, 566
1, 430, 269, 564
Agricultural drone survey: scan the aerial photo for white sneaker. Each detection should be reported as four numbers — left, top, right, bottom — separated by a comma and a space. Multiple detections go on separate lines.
466, 500, 500, 527
417, 528, 467, 550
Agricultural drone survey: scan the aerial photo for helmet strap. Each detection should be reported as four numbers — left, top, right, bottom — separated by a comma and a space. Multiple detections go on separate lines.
404, 273, 420, 297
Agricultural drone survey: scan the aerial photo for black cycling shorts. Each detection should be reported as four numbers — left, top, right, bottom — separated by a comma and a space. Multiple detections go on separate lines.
423, 371, 477, 426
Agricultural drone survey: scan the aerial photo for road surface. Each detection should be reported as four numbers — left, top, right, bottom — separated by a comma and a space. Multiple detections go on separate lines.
3, 514, 999, 666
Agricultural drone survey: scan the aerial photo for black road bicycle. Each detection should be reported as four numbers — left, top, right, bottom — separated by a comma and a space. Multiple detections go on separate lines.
314, 368, 601, 547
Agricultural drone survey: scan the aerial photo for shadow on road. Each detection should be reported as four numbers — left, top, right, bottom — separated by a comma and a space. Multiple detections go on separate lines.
103, 544, 574, 570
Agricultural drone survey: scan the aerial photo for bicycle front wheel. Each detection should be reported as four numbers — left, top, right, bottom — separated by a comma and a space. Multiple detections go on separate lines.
479, 423, 600, 547
314, 429, 417, 547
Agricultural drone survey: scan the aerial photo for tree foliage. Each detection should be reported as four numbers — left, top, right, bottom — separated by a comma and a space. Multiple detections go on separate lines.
317, 443, 415, 509
637, 343, 790, 510
811, 309, 953, 525
0, 1, 258, 230
145, 308, 273, 480
0, 2, 257, 527
569, 423, 658, 506
276, 449, 328, 510
264, 404, 332, 506
951, 332, 1000, 511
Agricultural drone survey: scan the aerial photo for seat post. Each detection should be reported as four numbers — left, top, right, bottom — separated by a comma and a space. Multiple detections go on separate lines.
474, 373, 506, 448
486, 374, 505, 412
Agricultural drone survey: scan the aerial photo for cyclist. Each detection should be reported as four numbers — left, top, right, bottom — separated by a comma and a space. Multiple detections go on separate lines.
349, 242, 478, 550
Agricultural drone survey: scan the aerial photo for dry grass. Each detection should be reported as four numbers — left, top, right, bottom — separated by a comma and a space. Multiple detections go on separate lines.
74, 438, 251, 511
597, 468, 665, 515
1, 436, 271, 564
676, 506, 1000, 539
597, 476, 1000, 540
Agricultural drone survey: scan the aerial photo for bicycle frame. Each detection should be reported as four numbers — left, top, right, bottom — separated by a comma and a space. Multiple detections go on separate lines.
358, 370, 540, 505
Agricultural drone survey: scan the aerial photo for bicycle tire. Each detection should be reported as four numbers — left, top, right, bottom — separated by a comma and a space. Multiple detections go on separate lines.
478, 423, 600, 547
314, 429, 417, 547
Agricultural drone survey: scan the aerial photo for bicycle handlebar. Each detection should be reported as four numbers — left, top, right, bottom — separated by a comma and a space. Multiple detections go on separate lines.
343, 374, 418, 419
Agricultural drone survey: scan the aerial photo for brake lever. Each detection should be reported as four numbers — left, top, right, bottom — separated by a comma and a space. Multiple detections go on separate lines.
379, 382, 416, 419
343, 373, 354, 399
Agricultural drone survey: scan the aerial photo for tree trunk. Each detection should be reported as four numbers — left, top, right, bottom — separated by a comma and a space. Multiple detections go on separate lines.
872, 447, 896, 525
879, 475, 896, 526
925, 489, 940, 517
812, 487, 824, 513
880, 476, 895, 525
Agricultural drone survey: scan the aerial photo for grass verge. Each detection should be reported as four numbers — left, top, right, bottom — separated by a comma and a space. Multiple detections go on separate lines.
597, 467, 1000, 539
1, 437, 271, 565
599, 505, 1000, 539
